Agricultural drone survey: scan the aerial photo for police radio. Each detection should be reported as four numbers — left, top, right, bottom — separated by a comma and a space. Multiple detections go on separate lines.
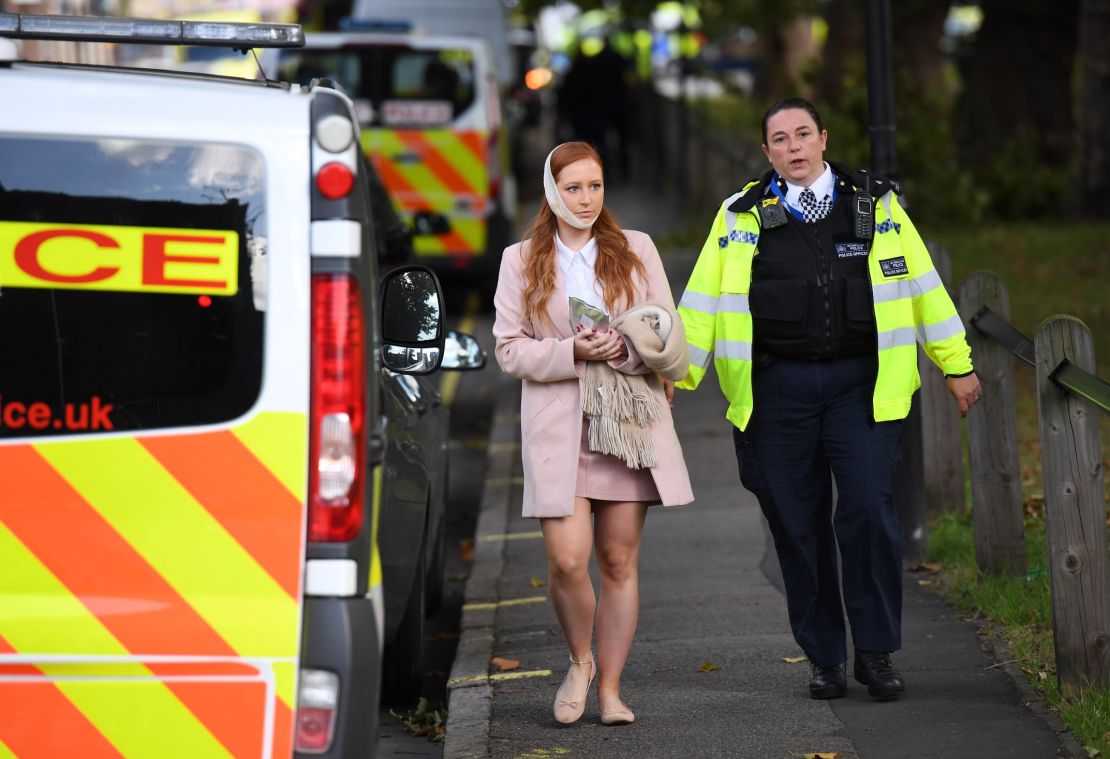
854, 175, 875, 240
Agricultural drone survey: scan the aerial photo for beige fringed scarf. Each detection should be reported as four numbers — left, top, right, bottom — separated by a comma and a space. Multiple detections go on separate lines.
581, 302, 689, 469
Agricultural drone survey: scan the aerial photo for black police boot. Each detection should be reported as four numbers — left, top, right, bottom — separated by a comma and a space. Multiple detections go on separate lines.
853, 650, 905, 700
809, 662, 847, 700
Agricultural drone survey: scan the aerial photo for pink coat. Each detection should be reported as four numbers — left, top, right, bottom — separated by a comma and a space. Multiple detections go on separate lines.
493, 230, 694, 518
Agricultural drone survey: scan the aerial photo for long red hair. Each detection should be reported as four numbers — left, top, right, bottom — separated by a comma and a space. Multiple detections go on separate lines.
522, 142, 646, 325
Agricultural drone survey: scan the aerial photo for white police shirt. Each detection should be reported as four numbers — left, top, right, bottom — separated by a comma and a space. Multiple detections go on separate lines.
783, 161, 834, 215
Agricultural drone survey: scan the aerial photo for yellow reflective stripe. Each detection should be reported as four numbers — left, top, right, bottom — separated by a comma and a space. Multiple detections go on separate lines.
370, 466, 383, 589
0, 737, 16, 759
414, 237, 449, 255
374, 131, 454, 201
0, 523, 123, 654
0, 525, 231, 759
449, 218, 486, 251
272, 660, 296, 709
424, 130, 486, 191
37, 439, 298, 658
58, 680, 232, 759
231, 412, 308, 500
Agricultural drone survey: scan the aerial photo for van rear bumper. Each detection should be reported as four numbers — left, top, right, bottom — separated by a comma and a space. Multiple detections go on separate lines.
296, 596, 381, 759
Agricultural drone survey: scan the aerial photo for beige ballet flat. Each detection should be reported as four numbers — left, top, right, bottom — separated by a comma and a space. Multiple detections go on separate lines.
599, 707, 635, 726
553, 655, 595, 724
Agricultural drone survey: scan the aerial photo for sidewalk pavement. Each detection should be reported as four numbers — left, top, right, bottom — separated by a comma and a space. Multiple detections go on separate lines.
443, 238, 1083, 758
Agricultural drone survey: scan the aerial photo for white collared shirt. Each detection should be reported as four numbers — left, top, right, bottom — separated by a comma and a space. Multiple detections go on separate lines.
784, 161, 834, 211
555, 233, 605, 313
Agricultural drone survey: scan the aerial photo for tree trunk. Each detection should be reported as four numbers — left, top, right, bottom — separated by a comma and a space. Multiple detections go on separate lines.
892, 0, 950, 94
956, 0, 1079, 169
818, 0, 865, 102
1076, 0, 1110, 218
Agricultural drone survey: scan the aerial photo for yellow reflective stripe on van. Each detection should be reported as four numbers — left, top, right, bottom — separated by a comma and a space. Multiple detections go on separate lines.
0, 522, 125, 654
231, 412, 308, 501
0, 737, 15, 759
36, 439, 298, 659
422, 130, 486, 192
272, 660, 296, 709
0, 221, 239, 296
370, 465, 383, 589
0, 524, 230, 759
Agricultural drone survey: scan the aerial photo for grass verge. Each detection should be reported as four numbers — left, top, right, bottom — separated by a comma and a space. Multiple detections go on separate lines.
929, 509, 1110, 756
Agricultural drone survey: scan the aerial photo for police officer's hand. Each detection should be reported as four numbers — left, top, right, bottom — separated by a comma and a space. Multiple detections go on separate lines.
947, 373, 982, 417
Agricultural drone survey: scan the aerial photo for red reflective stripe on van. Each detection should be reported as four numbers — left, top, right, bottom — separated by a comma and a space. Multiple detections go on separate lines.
141, 432, 303, 599
457, 131, 486, 164
0, 682, 125, 759
271, 697, 294, 759
371, 157, 432, 211
395, 131, 476, 196
151, 677, 267, 759
0, 446, 237, 657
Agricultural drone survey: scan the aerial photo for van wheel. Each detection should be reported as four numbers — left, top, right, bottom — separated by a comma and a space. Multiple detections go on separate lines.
382, 544, 425, 705
424, 503, 447, 618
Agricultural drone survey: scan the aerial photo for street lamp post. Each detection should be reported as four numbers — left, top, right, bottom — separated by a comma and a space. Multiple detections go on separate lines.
865, 0, 927, 565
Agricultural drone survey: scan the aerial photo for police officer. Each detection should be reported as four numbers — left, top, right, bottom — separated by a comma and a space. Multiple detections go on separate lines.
677, 98, 981, 700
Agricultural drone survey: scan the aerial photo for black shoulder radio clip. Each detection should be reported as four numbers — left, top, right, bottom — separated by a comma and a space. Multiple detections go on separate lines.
854, 174, 875, 240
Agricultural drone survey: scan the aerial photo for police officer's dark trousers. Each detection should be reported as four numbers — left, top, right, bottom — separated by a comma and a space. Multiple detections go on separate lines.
732, 353, 903, 667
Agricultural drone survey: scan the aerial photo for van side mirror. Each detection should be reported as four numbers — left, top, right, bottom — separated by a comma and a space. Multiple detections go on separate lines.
380, 266, 445, 374
441, 330, 486, 371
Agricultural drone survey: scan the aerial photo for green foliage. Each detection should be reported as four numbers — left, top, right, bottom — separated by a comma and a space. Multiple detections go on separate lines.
971, 126, 1075, 220
389, 697, 447, 743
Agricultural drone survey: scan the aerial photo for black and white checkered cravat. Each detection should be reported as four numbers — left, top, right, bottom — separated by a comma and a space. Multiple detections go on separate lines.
799, 187, 832, 223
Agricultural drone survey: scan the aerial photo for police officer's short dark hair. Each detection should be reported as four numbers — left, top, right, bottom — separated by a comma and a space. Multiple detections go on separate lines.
761, 98, 824, 144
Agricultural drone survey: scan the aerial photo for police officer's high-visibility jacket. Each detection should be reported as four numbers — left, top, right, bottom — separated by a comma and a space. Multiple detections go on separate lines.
676, 177, 973, 431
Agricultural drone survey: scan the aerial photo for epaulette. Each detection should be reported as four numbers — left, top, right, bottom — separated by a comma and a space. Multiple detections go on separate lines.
726, 169, 776, 213
830, 162, 902, 198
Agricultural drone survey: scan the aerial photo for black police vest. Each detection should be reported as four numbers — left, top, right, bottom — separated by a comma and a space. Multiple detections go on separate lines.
749, 188, 878, 361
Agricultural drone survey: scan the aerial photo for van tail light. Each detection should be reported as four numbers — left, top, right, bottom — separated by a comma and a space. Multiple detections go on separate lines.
308, 274, 365, 543
316, 162, 355, 200
295, 669, 339, 754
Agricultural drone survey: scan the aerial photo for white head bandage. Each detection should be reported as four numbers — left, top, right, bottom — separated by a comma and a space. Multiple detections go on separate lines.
543, 145, 597, 230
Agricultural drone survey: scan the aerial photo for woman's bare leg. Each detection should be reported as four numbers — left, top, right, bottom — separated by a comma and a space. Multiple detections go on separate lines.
540, 497, 597, 704
593, 500, 648, 715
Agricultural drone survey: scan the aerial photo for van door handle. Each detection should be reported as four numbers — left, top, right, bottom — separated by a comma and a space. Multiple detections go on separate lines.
391, 151, 422, 164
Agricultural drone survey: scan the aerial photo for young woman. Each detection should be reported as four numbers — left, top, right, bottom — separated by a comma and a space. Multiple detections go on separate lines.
493, 141, 693, 726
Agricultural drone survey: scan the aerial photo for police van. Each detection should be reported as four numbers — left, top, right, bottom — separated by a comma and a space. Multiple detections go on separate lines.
0, 13, 476, 758
267, 24, 517, 290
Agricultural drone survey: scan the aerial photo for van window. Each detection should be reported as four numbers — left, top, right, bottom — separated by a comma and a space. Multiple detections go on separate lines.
0, 137, 266, 438
279, 45, 476, 125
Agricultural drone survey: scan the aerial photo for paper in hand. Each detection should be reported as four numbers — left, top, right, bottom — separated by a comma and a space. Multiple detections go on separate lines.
569, 296, 609, 332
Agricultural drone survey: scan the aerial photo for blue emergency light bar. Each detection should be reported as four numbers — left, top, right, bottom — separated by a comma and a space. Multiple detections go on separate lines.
0, 13, 305, 48
337, 17, 413, 34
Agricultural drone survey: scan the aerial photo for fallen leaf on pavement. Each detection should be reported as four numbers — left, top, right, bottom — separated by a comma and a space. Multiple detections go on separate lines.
530, 577, 547, 587
907, 562, 943, 573
1083, 747, 1100, 758
783, 656, 808, 664
917, 579, 932, 586
698, 661, 721, 672
459, 539, 474, 562
490, 657, 520, 672
803, 753, 842, 759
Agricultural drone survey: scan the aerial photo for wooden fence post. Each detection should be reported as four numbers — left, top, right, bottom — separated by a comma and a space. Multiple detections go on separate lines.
958, 271, 1026, 576
921, 245, 966, 519
1035, 315, 1110, 696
